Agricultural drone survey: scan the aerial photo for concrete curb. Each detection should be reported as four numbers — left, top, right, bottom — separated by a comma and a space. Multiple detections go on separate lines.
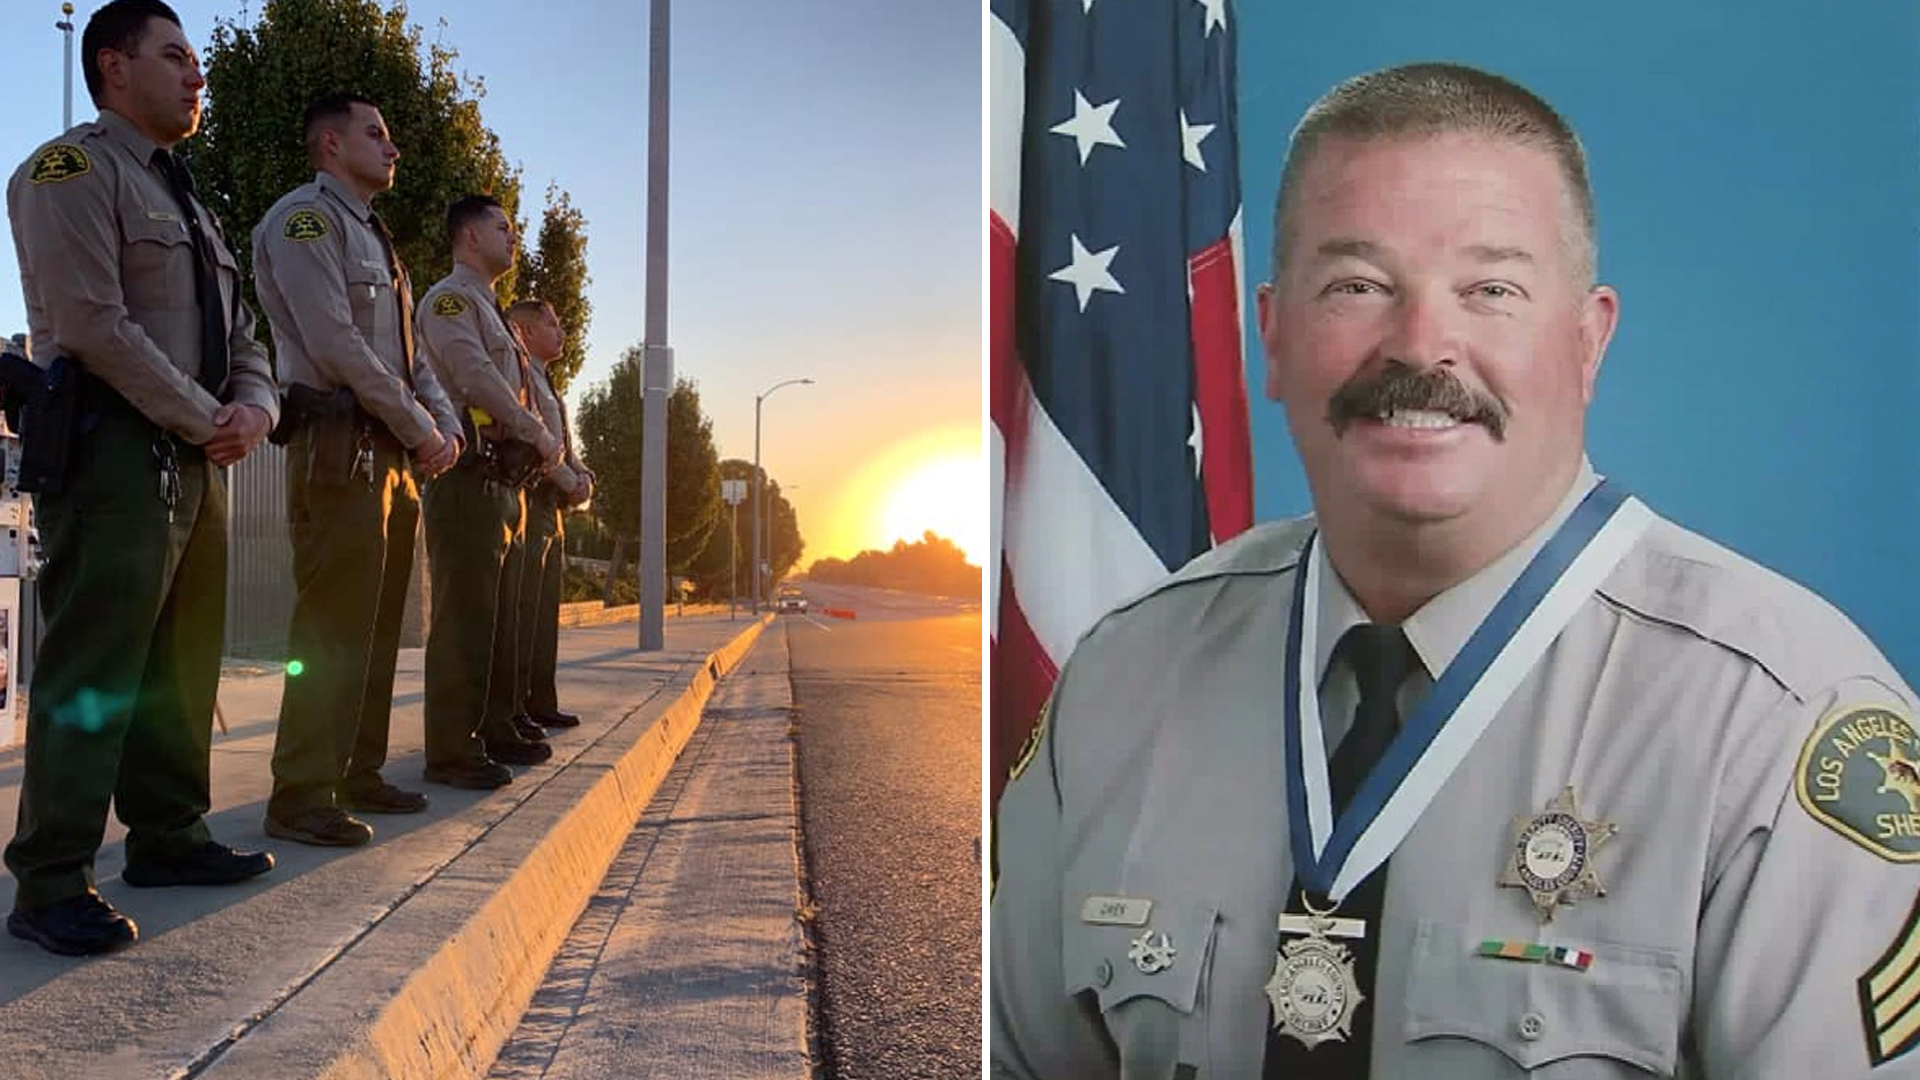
194, 615, 772, 1080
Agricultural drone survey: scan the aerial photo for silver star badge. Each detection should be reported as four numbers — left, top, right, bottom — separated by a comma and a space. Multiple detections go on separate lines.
1498, 786, 1618, 922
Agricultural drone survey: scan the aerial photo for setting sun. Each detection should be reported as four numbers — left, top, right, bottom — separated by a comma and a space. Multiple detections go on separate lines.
880, 456, 986, 564
816, 426, 984, 565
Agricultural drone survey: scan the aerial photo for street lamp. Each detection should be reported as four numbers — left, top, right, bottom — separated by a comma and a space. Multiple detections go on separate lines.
57, 4, 75, 130
752, 377, 812, 612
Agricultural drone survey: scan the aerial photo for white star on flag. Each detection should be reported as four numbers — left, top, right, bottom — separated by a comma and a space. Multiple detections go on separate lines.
1050, 89, 1126, 166
1194, 0, 1226, 36
1180, 109, 1215, 172
1189, 403, 1204, 477
1049, 234, 1125, 312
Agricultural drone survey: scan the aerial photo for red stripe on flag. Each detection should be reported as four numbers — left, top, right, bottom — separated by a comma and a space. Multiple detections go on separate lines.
990, 210, 1023, 443
991, 204, 1047, 813
1190, 236, 1255, 542
991, 564, 1059, 811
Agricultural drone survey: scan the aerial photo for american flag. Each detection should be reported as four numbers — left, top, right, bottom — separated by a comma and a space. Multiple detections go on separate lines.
989, 0, 1255, 812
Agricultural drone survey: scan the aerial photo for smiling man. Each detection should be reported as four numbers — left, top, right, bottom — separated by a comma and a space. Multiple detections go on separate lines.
991, 63, 1920, 1078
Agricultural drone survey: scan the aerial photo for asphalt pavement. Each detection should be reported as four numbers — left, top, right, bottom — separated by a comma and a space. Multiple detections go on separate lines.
786, 582, 983, 1080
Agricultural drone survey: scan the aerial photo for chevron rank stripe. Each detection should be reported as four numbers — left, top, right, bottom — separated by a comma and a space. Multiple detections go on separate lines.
1860, 890, 1920, 1066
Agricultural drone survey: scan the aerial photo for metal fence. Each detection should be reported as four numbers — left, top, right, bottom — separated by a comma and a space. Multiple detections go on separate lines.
221, 447, 430, 660
225, 446, 294, 658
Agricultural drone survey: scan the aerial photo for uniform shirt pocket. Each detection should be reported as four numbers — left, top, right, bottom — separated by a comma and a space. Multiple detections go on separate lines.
1064, 898, 1218, 1080
1403, 920, 1684, 1076
345, 261, 393, 348
120, 212, 195, 312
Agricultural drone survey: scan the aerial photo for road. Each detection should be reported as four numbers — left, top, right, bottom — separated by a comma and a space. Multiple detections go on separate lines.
785, 582, 982, 1080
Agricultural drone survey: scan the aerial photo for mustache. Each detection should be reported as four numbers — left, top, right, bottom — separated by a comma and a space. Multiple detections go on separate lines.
1326, 362, 1509, 441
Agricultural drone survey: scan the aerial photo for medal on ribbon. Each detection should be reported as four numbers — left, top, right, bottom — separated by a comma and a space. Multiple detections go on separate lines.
1268, 480, 1652, 1049
1266, 897, 1368, 1049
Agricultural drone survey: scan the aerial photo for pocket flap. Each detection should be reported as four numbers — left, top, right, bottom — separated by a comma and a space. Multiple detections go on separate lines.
123, 211, 191, 247
1064, 898, 1218, 1015
345, 260, 389, 286
1403, 920, 1684, 1074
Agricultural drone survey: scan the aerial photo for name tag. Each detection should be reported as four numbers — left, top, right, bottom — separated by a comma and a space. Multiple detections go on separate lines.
1080, 896, 1152, 926
146, 210, 178, 222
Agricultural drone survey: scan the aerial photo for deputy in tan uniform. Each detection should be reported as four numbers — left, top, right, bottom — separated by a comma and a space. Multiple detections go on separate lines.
505, 298, 592, 730
251, 94, 463, 847
2, 0, 278, 957
991, 63, 1920, 1078
415, 195, 562, 789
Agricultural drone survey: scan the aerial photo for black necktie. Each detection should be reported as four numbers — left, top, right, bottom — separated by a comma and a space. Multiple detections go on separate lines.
1264, 623, 1418, 1080
368, 211, 414, 388
152, 149, 228, 394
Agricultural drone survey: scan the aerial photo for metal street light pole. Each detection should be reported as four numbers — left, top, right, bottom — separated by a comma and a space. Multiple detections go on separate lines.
750, 377, 812, 613
638, 0, 670, 650
57, 4, 75, 130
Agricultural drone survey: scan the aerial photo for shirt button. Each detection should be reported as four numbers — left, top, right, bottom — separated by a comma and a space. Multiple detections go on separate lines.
1094, 959, 1113, 987
1518, 1012, 1547, 1041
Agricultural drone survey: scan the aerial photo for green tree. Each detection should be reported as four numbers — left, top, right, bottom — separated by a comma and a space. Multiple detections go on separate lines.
198, 0, 523, 357
687, 458, 803, 601
513, 183, 593, 395
806, 531, 977, 597
576, 353, 721, 601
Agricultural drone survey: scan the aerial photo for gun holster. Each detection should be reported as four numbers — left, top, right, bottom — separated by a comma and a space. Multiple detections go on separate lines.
275, 385, 368, 488
0, 351, 80, 495
481, 437, 543, 489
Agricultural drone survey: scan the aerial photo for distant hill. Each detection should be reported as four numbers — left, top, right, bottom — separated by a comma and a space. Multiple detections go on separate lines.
806, 531, 980, 598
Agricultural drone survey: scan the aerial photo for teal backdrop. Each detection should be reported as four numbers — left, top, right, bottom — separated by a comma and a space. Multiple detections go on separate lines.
1238, 2, 1920, 681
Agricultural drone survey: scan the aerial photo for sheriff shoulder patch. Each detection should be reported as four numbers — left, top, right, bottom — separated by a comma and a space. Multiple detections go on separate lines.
29, 144, 89, 184
1009, 694, 1051, 783
432, 293, 469, 318
1859, 890, 1920, 1066
1795, 704, 1920, 862
282, 208, 328, 242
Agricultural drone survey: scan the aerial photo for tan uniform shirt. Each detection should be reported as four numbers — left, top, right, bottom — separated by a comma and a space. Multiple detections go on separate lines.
6, 109, 277, 442
250, 171, 458, 449
526, 360, 582, 496
414, 264, 554, 456
992, 467, 1920, 1079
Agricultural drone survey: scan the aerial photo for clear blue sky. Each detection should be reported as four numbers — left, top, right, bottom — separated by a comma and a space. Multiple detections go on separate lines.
0, 0, 983, 562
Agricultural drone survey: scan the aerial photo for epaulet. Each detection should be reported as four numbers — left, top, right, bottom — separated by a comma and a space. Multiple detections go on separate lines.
1597, 514, 1900, 702
1101, 514, 1317, 624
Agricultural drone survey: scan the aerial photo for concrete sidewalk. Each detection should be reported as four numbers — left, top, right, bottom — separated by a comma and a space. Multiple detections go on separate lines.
490, 627, 810, 1080
0, 609, 770, 1080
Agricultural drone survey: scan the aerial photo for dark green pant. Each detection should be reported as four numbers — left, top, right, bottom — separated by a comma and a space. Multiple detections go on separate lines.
5, 414, 224, 908
421, 458, 518, 765
480, 483, 529, 742
267, 428, 419, 819
521, 492, 564, 715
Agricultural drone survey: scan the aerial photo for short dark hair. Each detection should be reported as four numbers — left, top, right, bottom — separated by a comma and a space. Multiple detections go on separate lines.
82, 1, 183, 107
505, 298, 554, 325
302, 93, 379, 167
446, 194, 504, 249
